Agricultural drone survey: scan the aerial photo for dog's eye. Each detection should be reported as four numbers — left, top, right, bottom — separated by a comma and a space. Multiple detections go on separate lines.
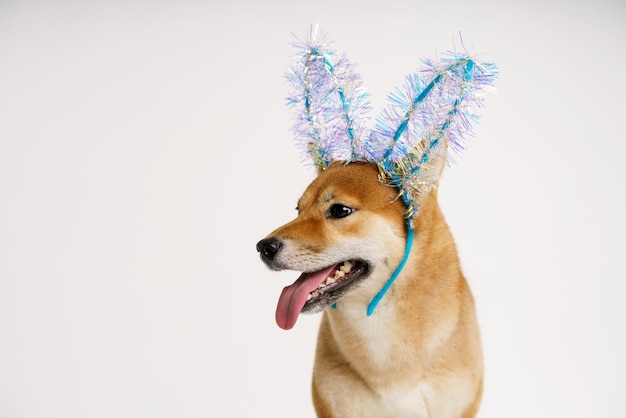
328, 204, 353, 219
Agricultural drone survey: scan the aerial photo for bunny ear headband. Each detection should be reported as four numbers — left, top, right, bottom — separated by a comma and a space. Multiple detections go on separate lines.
285, 27, 498, 314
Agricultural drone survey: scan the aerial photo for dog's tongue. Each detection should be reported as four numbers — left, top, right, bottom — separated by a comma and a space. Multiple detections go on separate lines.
275, 264, 337, 330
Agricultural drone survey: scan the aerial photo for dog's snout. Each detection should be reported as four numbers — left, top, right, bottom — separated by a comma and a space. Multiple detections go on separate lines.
256, 237, 283, 263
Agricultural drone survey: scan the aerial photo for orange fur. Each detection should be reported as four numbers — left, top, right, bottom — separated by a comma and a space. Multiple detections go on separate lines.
259, 162, 482, 418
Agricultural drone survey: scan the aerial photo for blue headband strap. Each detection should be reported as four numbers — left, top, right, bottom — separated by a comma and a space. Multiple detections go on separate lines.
367, 220, 414, 316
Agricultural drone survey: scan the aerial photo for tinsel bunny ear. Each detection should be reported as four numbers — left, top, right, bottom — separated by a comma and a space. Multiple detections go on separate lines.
370, 54, 499, 221
285, 26, 371, 169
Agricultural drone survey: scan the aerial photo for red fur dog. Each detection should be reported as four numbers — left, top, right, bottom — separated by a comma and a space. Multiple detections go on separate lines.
257, 162, 482, 417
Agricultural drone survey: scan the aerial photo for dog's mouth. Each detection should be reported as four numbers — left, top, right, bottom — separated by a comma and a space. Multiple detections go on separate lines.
275, 260, 369, 330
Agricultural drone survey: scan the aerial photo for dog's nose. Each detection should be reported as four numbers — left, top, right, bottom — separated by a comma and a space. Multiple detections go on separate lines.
256, 237, 282, 263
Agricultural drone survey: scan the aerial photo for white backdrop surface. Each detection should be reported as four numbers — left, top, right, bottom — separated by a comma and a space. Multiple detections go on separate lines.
1, 1, 625, 417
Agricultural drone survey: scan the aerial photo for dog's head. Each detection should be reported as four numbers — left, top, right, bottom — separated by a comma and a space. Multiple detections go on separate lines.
257, 162, 407, 330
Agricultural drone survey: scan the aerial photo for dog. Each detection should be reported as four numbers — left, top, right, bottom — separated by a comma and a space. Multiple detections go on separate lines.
257, 161, 483, 418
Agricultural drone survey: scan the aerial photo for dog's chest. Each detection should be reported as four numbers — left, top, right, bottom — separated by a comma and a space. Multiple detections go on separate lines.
319, 299, 476, 417
329, 304, 408, 371
369, 385, 430, 418
359, 381, 470, 418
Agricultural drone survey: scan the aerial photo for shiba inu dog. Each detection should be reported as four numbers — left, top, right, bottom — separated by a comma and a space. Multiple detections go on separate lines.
256, 162, 483, 418
256, 27, 496, 417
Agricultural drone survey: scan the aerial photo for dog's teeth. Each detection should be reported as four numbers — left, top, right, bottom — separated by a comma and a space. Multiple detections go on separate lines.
340, 261, 353, 273
307, 294, 313, 301
334, 270, 345, 279
326, 276, 336, 285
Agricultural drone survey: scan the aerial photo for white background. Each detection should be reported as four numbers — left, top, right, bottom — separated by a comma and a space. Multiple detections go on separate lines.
1, 1, 625, 417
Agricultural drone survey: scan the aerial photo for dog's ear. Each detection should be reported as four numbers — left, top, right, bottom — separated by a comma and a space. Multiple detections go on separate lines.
285, 26, 371, 171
